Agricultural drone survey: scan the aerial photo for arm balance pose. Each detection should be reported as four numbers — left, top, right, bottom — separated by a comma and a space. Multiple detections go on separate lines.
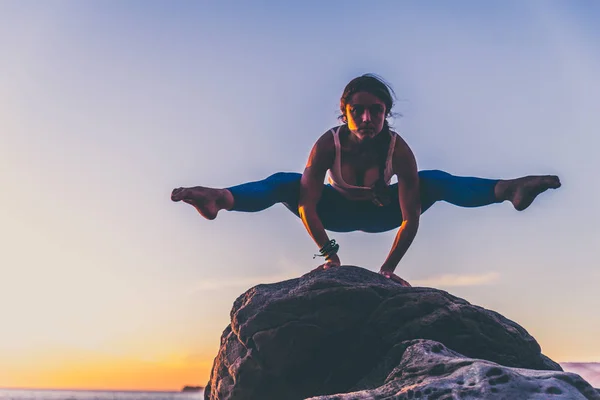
171, 74, 560, 286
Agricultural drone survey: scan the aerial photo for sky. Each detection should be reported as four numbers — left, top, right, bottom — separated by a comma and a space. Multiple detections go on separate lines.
1, 0, 599, 392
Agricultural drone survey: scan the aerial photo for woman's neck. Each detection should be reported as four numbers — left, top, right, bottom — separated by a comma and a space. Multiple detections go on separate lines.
342, 125, 384, 152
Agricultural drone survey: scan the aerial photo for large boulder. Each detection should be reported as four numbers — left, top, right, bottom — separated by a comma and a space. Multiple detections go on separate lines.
203, 266, 592, 399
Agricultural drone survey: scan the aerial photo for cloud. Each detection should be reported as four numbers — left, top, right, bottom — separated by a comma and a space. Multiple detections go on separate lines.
413, 272, 500, 287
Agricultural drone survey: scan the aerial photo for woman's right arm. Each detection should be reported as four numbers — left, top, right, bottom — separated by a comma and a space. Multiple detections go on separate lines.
298, 132, 340, 268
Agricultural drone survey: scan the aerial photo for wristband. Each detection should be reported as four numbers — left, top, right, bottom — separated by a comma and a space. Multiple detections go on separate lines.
313, 239, 339, 260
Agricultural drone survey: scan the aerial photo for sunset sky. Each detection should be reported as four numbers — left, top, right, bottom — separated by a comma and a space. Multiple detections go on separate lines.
1, 0, 599, 391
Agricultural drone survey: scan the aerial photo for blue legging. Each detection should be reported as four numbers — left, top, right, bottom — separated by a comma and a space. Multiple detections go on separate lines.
227, 170, 502, 233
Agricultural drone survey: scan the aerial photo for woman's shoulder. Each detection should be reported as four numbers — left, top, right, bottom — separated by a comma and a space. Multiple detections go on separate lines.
314, 125, 342, 149
390, 130, 411, 152
390, 130, 417, 173
325, 125, 344, 137
304, 126, 339, 171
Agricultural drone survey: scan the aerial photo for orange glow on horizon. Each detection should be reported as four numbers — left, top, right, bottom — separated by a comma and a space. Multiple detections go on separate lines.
0, 353, 214, 392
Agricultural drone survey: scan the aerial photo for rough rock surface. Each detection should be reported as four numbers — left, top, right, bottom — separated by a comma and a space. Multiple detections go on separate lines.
203, 266, 590, 399
307, 339, 599, 400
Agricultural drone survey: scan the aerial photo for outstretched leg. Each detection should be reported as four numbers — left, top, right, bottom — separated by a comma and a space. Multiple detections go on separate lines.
419, 170, 561, 212
171, 172, 375, 232
357, 170, 561, 233
171, 172, 302, 220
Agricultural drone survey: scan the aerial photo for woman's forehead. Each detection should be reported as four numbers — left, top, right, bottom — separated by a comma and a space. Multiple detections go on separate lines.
348, 91, 385, 105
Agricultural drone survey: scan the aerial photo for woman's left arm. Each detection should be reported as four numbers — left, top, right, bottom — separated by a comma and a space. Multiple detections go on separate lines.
379, 137, 421, 285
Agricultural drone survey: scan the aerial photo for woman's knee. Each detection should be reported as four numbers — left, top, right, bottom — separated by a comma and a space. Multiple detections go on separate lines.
264, 172, 302, 208
418, 170, 451, 211
265, 172, 302, 194
265, 172, 302, 184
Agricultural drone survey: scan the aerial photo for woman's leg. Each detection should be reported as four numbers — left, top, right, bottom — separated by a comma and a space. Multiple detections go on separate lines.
350, 170, 561, 233
227, 172, 303, 213
228, 172, 372, 232
171, 172, 303, 219
171, 172, 377, 232
343, 170, 503, 233
419, 170, 561, 212
418, 169, 502, 212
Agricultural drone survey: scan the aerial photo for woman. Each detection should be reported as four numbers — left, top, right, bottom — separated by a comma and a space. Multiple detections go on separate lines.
171, 74, 561, 287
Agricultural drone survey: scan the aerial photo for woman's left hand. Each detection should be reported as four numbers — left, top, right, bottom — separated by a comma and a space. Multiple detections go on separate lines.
379, 270, 412, 287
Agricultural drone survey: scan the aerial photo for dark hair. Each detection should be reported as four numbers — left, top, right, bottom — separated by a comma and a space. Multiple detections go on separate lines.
339, 74, 397, 205
339, 73, 396, 123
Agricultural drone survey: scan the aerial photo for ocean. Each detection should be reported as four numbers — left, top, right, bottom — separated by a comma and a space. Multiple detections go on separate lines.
0, 390, 203, 400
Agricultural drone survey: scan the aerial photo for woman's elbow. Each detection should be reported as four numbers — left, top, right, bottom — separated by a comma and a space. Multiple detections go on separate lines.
403, 214, 420, 233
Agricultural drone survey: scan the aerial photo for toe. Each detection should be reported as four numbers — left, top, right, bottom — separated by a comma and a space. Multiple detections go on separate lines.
547, 176, 561, 189
171, 188, 185, 201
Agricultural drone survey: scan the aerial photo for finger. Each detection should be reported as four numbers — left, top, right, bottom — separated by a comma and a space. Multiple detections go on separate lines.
398, 278, 412, 287
390, 274, 411, 287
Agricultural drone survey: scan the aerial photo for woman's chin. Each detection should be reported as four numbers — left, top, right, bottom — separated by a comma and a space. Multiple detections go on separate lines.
358, 131, 377, 141
349, 128, 380, 143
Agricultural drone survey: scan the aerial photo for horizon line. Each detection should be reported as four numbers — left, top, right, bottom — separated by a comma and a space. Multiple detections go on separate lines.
0, 386, 204, 393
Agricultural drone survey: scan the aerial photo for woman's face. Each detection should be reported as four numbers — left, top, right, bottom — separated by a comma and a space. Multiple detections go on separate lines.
344, 91, 386, 142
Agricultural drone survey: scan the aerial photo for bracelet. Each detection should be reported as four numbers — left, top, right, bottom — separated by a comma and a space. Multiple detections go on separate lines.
313, 239, 340, 260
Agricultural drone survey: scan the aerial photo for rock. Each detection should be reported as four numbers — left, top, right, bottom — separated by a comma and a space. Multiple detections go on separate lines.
182, 385, 203, 392
307, 340, 599, 400
203, 266, 587, 400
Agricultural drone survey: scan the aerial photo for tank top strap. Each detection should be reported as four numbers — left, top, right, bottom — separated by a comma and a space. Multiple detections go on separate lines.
384, 131, 397, 183
331, 126, 341, 149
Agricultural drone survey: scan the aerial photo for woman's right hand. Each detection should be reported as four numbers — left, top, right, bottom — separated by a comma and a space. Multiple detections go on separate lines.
311, 253, 341, 273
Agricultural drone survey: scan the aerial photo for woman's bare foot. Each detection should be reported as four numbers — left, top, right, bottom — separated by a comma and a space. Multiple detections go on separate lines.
496, 175, 561, 211
171, 186, 233, 220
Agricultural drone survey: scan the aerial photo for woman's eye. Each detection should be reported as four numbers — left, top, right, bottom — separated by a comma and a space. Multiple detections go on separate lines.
351, 106, 364, 115
370, 105, 384, 114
